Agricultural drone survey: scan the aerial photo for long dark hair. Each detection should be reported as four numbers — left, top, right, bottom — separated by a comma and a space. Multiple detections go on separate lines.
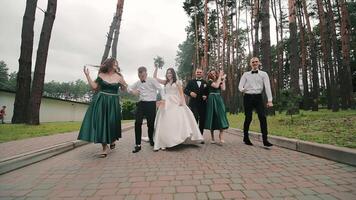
99, 58, 119, 74
165, 68, 177, 85
207, 69, 217, 81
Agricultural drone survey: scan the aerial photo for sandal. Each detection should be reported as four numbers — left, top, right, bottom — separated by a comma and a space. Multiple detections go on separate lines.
110, 143, 116, 150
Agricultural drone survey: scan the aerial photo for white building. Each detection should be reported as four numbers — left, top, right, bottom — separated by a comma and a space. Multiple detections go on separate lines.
0, 89, 88, 123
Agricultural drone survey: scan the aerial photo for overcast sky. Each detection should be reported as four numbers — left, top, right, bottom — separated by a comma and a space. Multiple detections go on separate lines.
0, 0, 189, 84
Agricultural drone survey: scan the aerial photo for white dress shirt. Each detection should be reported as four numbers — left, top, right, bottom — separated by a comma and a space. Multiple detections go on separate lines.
238, 70, 273, 102
129, 77, 164, 101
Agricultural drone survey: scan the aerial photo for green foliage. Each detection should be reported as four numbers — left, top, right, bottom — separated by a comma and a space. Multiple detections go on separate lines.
43, 79, 92, 101
121, 100, 136, 120
275, 89, 301, 115
176, 36, 195, 79
153, 56, 165, 69
0, 61, 9, 88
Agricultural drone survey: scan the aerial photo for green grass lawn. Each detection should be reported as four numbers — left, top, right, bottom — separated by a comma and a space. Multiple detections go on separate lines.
0, 120, 133, 143
228, 109, 356, 148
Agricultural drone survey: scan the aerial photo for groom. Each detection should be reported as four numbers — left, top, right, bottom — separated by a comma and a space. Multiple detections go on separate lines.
129, 66, 163, 153
184, 68, 209, 138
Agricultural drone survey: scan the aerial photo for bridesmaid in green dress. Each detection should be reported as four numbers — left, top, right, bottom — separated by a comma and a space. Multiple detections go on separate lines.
78, 58, 128, 157
205, 69, 229, 144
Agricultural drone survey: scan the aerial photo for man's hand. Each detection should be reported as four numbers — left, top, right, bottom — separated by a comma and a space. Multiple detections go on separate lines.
202, 95, 207, 101
267, 101, 273, 108
131, 89, 140, 96
190, 92, 197, 98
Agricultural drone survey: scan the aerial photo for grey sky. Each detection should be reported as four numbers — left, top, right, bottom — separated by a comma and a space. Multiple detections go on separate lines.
0, 0, 189, 84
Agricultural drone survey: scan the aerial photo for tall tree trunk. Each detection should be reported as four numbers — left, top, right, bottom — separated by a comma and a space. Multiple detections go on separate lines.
245, 3, 252, 56
302, 0, 319, 111
101, 15, 117, 64
215, 0, 221, 68
253, 0, 260, 56
278, 0, 284, 91
271, 0, 281, 95
111, 0, 125, 59
27, 0, 57, 125
288, 0, 300, 96
339, 0, 354, 108
261, 0, 271, 80
203, 0, 209, 71
297, 3, 310, 110
326, 0, 341, 111
194, 7, 200, 69
12, 0, 38, 124
316, 0, 338, 111
250, 0, 255, 50
222, 0, 227, 69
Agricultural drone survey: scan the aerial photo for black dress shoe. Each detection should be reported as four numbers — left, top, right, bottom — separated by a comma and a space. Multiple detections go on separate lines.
263, 140, 273, 147
149, 141, 154, 146
132, 145, 141, 153
243, 138, 253, 146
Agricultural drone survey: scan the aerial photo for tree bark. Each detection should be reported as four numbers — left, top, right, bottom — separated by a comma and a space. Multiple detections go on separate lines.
111, 0, 125, 59
316, 0, 338, 111
27, 0, 57, 125
302, 0, 319, 111
101, 15, 117, 64
278, 0, 284, 91
253, 0, 260, 56
215, 0, 221, 68
261, 0, 271, 81
297, 3, 310, 110
12, 0, 38, 124
339, 0, 354, 108
288, 0, 300, 95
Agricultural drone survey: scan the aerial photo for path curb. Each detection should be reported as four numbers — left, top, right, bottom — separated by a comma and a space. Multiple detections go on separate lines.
0, 124, 135, 175
226, 128, 356, 166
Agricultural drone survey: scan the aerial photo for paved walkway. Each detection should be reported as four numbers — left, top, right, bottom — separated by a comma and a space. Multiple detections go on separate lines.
0, 128, 355, 200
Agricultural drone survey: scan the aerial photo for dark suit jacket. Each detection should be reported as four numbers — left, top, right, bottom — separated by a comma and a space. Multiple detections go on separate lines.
184, 79, 209, 107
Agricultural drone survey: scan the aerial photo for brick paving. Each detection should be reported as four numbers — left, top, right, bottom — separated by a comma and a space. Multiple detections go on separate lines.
0, 127, 355, 199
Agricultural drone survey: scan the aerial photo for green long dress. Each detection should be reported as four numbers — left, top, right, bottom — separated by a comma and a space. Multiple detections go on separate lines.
78, 77, 122, 144
204, 80, 229, 130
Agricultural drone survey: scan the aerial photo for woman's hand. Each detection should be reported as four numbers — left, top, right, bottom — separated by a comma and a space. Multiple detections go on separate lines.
83, 66, 90, 77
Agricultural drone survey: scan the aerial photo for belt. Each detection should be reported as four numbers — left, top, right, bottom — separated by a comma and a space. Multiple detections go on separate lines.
99, 91, 120, 96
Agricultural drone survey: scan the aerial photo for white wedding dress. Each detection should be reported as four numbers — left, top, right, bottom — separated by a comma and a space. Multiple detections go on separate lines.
153, 82, 203, 150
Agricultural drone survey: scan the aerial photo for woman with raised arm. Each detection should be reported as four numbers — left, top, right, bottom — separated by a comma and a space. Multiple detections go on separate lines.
205, 69, 229, 144
78, 58, 128, 157
152, 66, 203, 151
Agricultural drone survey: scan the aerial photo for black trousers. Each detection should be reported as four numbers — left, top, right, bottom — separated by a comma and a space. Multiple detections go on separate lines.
135, 101, 156, 145
189, 103, 206, 135
243, 94, 268, 141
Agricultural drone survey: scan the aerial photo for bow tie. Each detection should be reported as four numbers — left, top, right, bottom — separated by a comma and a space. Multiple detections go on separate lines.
196, 79, 202, 81
141, 80, 146, 83
251, 70, 258, 74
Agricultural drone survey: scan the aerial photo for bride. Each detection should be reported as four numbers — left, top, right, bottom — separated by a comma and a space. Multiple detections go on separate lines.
153, 66, 203, 151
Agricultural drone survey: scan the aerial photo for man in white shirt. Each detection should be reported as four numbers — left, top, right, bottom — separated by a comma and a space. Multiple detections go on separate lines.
238, 57, 273, 147
129, 66, 163, 153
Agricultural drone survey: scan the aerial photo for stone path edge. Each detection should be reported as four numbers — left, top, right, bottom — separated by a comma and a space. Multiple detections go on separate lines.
0, 124, 135, 175
226, 128, 356, 166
